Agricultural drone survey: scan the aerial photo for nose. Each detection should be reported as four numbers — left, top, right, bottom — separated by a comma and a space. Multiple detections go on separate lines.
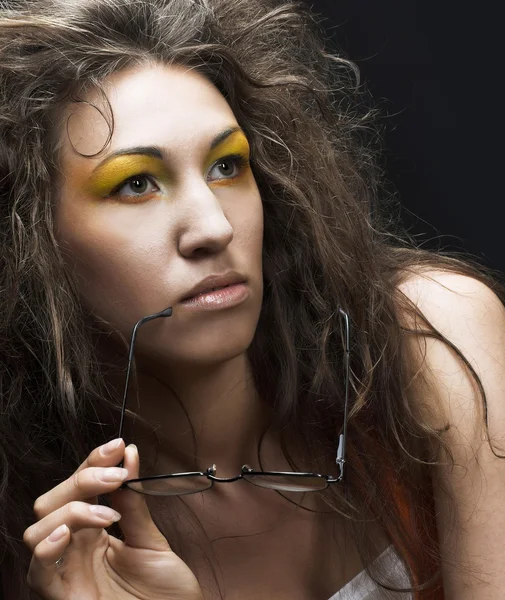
176, 184, 234, 258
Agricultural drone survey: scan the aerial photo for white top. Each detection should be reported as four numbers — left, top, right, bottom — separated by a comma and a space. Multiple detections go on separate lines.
327, 546, 413, 600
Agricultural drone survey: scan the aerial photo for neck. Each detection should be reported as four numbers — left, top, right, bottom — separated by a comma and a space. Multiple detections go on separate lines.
107, 349, 275, 476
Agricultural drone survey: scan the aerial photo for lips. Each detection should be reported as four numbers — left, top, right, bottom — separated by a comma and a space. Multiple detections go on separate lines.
180, 272, 246, 302
186, 284, 231, 299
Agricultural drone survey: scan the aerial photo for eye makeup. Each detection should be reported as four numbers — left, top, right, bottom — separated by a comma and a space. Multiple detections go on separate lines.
206, 131, 251, 188
83, 127, 252, 200
85, 154, 170, 198
205, 130, 250, 170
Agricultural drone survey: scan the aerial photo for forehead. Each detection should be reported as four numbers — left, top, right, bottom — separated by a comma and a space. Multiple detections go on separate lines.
59, 63, 237, 160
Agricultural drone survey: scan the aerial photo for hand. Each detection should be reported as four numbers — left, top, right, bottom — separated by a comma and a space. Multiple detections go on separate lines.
23, 440, 203, 600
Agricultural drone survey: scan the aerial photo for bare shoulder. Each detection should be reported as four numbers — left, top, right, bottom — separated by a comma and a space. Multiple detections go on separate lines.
396, 268, 505, 599
398, 267, 505, 333
396, 268, 505, 433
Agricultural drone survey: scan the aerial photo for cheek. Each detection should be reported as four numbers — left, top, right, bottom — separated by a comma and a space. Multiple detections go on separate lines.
54, 202, 170, 323
230, 189, 264, 254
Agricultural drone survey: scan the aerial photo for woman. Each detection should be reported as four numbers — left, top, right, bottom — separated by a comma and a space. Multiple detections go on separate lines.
1, 0, 504, 598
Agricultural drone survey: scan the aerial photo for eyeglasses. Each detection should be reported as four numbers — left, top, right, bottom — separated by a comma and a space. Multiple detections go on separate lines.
116, 307, 350, 496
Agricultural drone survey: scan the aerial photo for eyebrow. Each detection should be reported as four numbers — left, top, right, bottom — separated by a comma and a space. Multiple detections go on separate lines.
91, 126, 244, 172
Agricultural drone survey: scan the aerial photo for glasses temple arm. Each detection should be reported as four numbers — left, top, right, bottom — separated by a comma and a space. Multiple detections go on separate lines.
337, 308, 350, 481
117, 306, 172, 467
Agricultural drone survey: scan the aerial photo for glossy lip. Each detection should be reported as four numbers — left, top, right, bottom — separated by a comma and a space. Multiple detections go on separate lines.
180, 283, 249, 312
180, 271, 247, 302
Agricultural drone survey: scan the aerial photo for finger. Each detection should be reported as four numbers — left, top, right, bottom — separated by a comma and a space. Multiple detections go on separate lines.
109, 444, 171, 551
73, 437, 125, 472
24, 501, 121, 553
34, 462, 129, 520
27, 524, 70, 599
32, 439, 124, 519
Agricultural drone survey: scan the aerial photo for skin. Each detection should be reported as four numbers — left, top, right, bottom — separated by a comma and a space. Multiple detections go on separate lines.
55, 62, 271, 475
23, 442, 204, 600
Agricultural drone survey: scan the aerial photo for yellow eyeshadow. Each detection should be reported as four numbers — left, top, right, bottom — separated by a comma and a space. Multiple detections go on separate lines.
83, 131, 250, 197
85, 155, 170, 197
205, 131, 250, 171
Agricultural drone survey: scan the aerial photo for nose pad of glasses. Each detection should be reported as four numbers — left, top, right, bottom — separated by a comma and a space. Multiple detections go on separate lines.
206, 464, 217, 475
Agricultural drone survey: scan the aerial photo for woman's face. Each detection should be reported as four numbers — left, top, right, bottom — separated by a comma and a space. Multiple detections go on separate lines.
55, 63, 264, 368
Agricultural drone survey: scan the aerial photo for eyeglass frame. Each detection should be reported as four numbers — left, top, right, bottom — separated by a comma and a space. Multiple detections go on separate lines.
116, 306, 350, 495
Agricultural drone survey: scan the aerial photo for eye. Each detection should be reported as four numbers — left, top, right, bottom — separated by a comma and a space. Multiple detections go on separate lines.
109, 174, 160, 201
208, 155, 249, 182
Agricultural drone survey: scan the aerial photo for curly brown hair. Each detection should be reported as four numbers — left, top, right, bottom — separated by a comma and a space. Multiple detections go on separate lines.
1, 0, 503, 597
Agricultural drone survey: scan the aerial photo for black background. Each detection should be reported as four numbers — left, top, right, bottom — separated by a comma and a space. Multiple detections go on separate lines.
311, 0, 503, 273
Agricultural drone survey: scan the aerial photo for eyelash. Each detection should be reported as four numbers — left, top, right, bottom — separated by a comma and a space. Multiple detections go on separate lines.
109, 154, 250, 201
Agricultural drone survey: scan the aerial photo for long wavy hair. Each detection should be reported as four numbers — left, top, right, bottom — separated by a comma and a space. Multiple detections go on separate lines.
1, 0, 503, 597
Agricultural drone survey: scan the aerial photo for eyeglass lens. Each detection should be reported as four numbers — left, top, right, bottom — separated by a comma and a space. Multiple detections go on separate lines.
126, 473, 329, 496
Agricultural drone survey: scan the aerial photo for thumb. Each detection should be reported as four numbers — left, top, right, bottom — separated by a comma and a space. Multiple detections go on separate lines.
109, 444, 171, 552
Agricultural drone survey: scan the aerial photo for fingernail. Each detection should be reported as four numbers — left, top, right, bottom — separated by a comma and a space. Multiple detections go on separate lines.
99, 438, 123, 457
48, 524, 68, 542
127, 443, 138, 453
99, 467, 129, 482
89, 505, 121, 522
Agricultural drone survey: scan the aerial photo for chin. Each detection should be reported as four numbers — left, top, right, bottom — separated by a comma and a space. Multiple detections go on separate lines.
133, 292, 263, 369
174, 329, 255, 367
